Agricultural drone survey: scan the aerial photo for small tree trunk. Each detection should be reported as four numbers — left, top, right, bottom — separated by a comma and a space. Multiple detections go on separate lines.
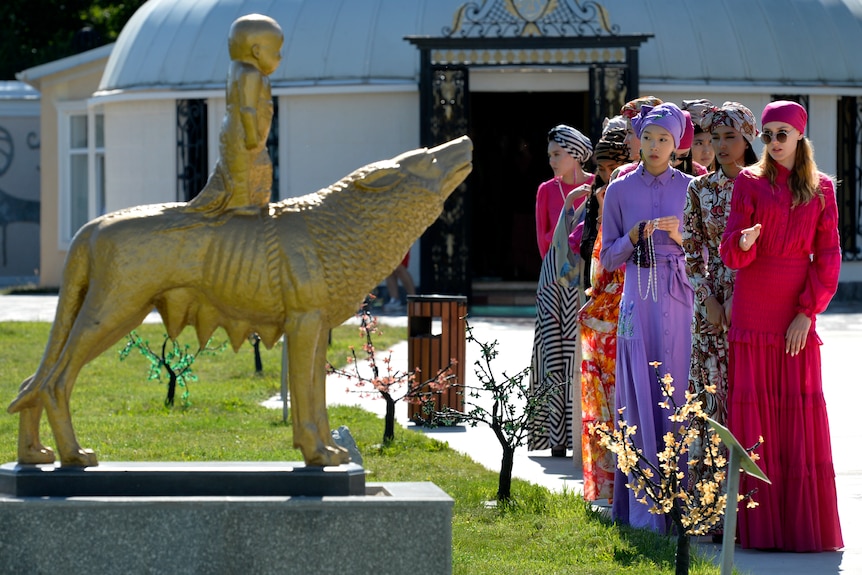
382, 393, 396, 444
497, 444, 514, 500
675, 527, 690, 575
253, 337, 263, 374
165, 368, 177, 406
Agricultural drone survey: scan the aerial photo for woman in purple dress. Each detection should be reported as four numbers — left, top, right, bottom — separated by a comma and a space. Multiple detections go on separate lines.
600, 103, 695, 532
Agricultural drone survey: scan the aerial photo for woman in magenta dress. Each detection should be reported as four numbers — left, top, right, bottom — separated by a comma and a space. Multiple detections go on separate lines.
720, 100, 843, 552
600, 103, 694, 532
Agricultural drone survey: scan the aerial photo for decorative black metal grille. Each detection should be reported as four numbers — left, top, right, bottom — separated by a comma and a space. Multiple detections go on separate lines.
589, 64, 627, 140
176, 99, 208, 202
266, 97, 279, 201
422, 66, 471, 296
407, 0, 648, 296
445, 0, 619, 38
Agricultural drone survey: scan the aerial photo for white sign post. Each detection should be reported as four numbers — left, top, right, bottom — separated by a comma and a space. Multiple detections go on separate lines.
706, 417, 771, 575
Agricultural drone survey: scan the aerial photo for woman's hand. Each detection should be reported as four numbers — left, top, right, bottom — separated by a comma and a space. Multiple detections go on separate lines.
596, 185, 607, 213
704, 296, 727, 334
654, 215, 682, 245
723, 294, 733, 328
785, 312, 812, 356
629, 222, 643, 245
629, 216, 679, 245
739, 224, 762, 251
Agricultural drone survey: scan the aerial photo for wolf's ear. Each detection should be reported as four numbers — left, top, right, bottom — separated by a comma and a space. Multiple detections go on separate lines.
354, 163, 406, 192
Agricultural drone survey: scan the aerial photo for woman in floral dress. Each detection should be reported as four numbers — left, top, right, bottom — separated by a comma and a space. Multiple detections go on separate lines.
682, 102, 758, 489
578, 124, 629, 501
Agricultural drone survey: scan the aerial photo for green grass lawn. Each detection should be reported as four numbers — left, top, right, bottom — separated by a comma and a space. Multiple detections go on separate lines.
0, 321, 724, 574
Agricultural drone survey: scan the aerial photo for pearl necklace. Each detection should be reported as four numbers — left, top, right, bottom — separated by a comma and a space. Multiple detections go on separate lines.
637, 222, 658, 302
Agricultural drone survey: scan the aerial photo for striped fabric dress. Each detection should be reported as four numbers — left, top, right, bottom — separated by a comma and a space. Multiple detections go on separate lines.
528, 194, 586, 451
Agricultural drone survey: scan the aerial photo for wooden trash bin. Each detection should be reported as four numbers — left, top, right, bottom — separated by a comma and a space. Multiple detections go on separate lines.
406, 295, 467, 423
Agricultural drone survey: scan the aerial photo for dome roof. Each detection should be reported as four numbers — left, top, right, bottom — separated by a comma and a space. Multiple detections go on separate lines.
98, 0, 862, 93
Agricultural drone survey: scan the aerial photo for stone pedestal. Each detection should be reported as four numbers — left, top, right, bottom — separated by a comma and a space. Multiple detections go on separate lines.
0, 464, 453, 575
0, 461, 367, 497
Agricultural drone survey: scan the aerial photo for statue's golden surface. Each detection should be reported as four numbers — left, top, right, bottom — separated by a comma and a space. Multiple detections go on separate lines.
8, 13, 472, 468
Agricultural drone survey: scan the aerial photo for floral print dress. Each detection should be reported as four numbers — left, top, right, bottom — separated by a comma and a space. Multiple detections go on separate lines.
682, 168, 736, 488
578, 229, 625, 501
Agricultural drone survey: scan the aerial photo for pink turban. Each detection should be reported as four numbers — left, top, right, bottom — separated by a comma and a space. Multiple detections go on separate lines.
761, 100, 807, 134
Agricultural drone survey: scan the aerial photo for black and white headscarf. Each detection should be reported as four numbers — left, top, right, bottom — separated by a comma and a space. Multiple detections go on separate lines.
547, 124, 593, 164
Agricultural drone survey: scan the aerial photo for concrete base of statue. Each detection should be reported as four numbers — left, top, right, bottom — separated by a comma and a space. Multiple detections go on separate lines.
0, 462, 453, 575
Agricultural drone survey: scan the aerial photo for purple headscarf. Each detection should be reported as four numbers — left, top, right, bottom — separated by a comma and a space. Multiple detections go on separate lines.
631, 103, 687, 149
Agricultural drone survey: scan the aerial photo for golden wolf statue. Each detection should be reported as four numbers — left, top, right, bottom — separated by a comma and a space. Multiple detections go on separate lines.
8, 136, 472, 468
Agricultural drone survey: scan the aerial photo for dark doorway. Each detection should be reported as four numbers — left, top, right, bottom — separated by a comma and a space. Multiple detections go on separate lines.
469, 91, 591, 282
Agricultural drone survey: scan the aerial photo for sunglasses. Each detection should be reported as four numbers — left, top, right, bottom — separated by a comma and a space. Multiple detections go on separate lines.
760, 130, 792, 145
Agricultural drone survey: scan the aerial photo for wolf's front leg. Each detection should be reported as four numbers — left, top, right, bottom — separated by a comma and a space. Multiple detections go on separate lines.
286, 312, 349, 467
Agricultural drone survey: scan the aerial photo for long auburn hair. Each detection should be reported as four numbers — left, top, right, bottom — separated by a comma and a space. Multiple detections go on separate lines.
750, 136, 824, 208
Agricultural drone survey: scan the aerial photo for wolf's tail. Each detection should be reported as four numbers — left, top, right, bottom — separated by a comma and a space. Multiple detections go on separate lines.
8, 227, 94, 413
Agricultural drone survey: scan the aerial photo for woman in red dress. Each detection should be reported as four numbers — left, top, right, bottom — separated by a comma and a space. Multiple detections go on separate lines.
720, 100, 843, 552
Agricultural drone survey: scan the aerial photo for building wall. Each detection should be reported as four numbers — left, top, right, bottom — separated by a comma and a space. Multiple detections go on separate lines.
206, 89, 420, 200
37, 58, 109, 287
279, 89, 421, 281
278, 90, 420, 198
0, 108, 40, 283
104, 99, 177, 210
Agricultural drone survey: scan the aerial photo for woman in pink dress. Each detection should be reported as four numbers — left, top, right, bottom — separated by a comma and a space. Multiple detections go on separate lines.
720, 100, 843, 552
535, 125, 594, 259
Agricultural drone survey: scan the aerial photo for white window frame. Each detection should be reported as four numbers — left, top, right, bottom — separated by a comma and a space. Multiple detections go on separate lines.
57, 101, 105, 249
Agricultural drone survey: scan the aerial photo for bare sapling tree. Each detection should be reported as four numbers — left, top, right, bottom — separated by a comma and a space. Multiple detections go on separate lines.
426, 324, 561, 501
327, 302, 456, 445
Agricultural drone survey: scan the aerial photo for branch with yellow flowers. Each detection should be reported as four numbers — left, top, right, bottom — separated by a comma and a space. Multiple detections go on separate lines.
590, 361, 764, 575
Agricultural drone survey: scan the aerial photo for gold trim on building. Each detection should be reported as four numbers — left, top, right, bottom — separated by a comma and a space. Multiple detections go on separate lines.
431, 47, 625, 66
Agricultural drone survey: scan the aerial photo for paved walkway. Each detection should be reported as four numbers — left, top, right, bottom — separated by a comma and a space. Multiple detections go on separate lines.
1, 295, 859, 574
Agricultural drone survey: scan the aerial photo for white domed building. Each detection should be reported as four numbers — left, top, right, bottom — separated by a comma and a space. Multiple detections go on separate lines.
18, 0, 862, 300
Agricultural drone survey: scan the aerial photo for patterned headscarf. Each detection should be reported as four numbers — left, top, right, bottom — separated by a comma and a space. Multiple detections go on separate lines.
631, 103, 687, 148
620, 96, 664, 119
701, 101, 758, 144
602, 115, 627, 135
547, 124, 593, 163
681, 99, 715, 131
594, 127, 629, 164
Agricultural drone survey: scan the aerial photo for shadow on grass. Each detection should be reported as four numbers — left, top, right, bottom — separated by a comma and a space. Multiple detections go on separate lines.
582, 499, 714, 573
2, 285, 59, 295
